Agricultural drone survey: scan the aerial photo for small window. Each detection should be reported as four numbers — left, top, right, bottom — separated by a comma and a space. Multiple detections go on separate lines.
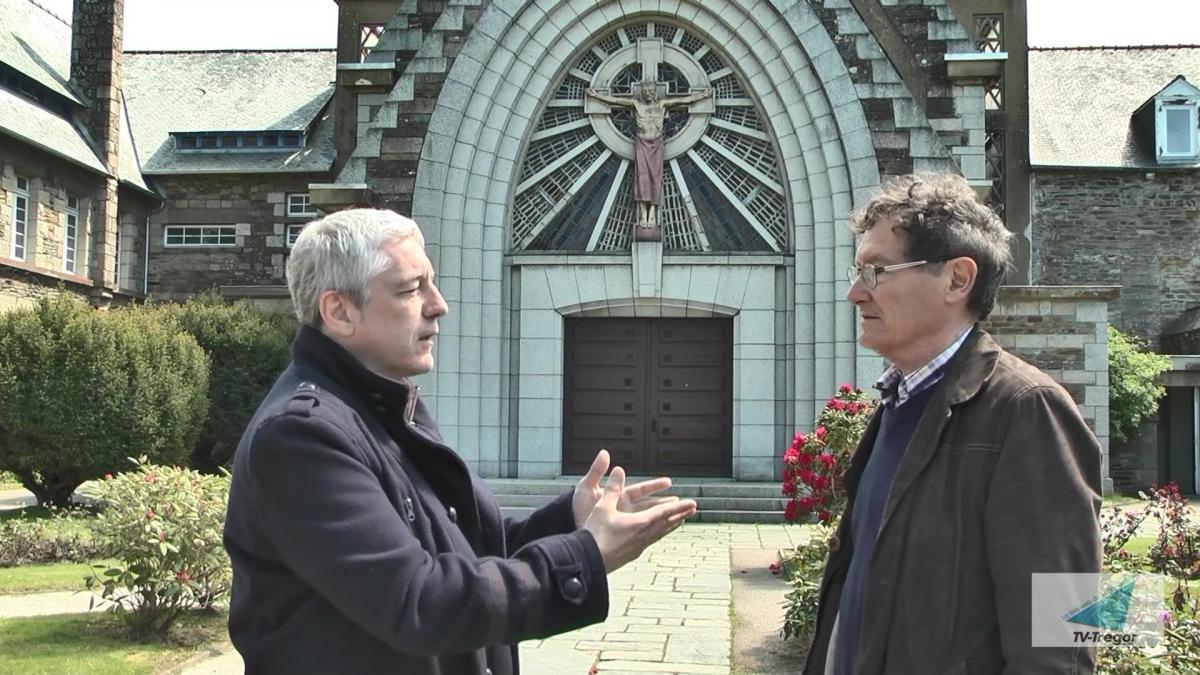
63, 196, 79, 273
286, 223, 305, 247
360, 23, 386, 61
287, 193, 318, 218
163, 225, 238, 247
114, 226, 122, 289
1164, 105, 1197, 156
11, 175, 29, 259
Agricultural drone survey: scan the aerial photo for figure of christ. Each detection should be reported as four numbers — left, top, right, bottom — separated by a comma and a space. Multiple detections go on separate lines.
586, 81, 713, 236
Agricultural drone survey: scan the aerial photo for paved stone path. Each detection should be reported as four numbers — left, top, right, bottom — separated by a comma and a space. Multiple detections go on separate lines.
521, 523, 809, 675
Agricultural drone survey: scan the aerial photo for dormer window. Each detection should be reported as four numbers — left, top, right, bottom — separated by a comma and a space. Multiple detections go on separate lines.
1141, 76, 1200, 163
173, 131, 305, 152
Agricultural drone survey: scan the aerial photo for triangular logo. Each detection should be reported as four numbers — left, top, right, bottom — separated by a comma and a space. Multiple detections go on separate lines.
1065, 577, 1137, 630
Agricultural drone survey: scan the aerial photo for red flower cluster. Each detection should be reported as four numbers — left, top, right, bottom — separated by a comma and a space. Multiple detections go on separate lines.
781, 384, 876, 525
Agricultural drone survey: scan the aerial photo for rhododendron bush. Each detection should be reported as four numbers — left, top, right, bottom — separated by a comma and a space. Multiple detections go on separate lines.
781, 384, 875, 524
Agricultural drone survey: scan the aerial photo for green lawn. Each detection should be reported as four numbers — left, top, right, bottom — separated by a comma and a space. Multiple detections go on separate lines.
0, 611, 226, 675
1102, 494, 1145, 508
0, 559, 118, 595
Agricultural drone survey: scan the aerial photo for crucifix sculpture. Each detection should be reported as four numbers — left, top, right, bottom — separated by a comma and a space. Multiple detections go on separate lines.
586, 81, 713, 239
583, 38, 705, 240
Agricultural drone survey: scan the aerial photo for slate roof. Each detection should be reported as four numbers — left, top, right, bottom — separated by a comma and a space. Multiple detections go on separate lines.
0, 86, 105, 173
1030, 46, 1200, 169
122, 50, 336, 174
0, 0, 80, 103
0, 0, 151, 191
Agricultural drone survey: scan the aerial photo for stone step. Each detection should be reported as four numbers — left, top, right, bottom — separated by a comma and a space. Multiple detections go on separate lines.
499, 505, 786, 524
487, 479, 781, 499
495, 493, 786, 511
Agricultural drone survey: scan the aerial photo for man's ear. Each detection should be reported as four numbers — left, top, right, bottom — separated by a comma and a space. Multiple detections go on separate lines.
946, 257, 978, 304
318, 290, 359, 338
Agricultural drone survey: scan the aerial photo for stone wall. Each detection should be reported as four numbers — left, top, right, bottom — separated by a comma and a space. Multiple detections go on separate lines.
1032, 169, 1200, 348
983, 285, 1118, 493
807, 0, 986, 182
147, 173, 328, 300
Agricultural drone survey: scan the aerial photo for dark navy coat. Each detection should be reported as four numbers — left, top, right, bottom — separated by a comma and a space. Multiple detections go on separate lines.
224, 326, 609, 674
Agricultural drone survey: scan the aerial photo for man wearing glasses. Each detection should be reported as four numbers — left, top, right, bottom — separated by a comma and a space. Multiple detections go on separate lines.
803, 174, 1102, 675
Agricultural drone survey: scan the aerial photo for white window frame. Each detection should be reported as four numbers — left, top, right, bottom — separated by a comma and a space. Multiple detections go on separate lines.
286, 223, 306, 248
63, 195, 79, 273
286, 193, 318, 218
11, 175, 29, 259
114, 224, 123, 289
163, 225, 238, 247
1160, 102, 1199, 160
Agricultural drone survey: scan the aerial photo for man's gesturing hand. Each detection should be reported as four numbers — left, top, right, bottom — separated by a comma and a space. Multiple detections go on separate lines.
582, 465, 698, 573
572, 449, 680, 528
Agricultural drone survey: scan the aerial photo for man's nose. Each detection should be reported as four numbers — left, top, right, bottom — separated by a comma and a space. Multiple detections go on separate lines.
425, 282, 449, 318
846, 275, 869, 305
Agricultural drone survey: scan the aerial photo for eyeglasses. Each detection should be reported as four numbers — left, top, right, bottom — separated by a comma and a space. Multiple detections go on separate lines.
847, 256, 955, 289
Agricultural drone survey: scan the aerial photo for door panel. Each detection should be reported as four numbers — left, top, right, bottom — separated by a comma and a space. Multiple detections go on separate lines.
563, 317, 733, 476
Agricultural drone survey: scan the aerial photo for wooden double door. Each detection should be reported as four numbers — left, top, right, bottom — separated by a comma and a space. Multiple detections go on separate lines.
562, 318, 733, 477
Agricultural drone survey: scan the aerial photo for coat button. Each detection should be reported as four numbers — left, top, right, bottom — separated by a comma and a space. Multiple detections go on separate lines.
485, 669, 492, 675
562, 576, 584, 600
297, 382, 317, 392
448, 506, 458, 523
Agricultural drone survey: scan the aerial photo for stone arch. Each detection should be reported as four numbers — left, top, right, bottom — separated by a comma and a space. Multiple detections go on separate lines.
403, 0, 880, 467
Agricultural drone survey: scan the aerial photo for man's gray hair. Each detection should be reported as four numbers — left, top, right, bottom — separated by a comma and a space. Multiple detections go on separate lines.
848, 174, 1013, 320
286, 208, 425, 327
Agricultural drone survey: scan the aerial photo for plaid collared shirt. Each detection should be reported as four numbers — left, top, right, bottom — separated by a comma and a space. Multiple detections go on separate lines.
875, 325, 973, 408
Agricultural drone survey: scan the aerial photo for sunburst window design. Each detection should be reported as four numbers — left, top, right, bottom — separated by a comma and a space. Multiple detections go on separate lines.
512, 20, 789, 253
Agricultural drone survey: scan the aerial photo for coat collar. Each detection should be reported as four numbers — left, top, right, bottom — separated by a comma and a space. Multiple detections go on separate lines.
876, 325, 1001, 529
291, 325, 421, 421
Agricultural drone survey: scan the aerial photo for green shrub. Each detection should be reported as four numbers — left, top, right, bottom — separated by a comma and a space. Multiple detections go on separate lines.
157, 293, 295, 472
0, 296, 210, 506
1109, 325, 1171, 444
779, 524, 834, 644
86, 459, 231, 637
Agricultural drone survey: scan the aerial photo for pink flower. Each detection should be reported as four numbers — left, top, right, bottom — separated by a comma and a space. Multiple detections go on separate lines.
782, 481, 797, 497
146, 509, 156, 520
818, 453, 837, 470
793, 432, 807, 448
839, 384, 853, 394
798, 496, 818, 512
103, 473, 112, 480
769, 561, 782, 576
815, 426, 827, 441
797, 453, 813, 468
783, 447, 801, 464
818, 510, 832, 523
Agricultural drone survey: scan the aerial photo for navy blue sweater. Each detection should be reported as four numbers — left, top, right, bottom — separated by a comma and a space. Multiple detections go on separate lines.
834, 382, 940, 675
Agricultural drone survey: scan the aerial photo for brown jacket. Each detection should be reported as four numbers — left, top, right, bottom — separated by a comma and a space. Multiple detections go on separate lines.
804, 328, 1102, 675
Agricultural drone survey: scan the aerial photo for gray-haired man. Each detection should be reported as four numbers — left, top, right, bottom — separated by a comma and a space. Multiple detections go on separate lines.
224, 208, 696, 674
